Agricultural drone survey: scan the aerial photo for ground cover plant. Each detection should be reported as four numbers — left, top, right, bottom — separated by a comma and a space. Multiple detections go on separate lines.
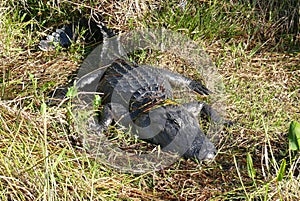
0, 0, 299, 200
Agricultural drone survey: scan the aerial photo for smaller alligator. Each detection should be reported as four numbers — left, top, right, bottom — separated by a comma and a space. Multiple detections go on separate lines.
40, 19, 228, 162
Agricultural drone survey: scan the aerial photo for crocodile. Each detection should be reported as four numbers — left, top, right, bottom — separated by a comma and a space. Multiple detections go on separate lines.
40, 19, 227, 161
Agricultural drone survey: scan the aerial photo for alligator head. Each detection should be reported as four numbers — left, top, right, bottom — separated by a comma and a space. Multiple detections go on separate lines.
132, 104, 217, 162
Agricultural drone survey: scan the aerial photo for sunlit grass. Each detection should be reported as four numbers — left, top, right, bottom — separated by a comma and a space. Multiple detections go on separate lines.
0, 0, 299, 200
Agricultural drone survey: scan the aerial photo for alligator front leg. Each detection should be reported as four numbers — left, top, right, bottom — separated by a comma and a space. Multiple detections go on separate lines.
182, 101, 232, 143
182, 102, 231, 125
97, 103, 133, 133
98, 104, 114, 132
182, 102, 222, 123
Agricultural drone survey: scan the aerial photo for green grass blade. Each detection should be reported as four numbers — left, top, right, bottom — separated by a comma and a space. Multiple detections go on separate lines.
276, 159, 286, 182
246, 153, 256, 180
288, 121, 300, 151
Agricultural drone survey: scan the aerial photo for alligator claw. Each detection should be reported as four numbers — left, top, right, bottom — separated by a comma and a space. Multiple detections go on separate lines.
38, 39, 56, 51
189, 80, 212, 95
39, 26, 73, 51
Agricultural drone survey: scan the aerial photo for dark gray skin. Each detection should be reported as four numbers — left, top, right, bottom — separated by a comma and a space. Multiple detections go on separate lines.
41, 20, 225, 161
100, 102, 217, 161
91, 59, 218, 161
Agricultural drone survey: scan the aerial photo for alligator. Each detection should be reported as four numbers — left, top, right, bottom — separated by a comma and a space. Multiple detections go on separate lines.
40, 18, 227, 162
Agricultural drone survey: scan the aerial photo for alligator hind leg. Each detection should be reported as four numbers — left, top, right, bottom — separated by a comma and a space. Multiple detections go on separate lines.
159, 68, 212, 96
39, 18, 110, 51
182, 101, 232, 143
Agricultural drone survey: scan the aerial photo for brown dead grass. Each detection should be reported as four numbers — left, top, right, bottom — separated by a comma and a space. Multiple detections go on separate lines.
0, 0, 299, 200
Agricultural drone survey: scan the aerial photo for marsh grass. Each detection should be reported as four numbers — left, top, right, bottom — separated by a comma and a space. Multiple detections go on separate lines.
0, 0, 299, 200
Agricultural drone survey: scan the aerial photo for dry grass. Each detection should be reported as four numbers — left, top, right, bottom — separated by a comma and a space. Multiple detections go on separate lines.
0, 0, 299, 200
